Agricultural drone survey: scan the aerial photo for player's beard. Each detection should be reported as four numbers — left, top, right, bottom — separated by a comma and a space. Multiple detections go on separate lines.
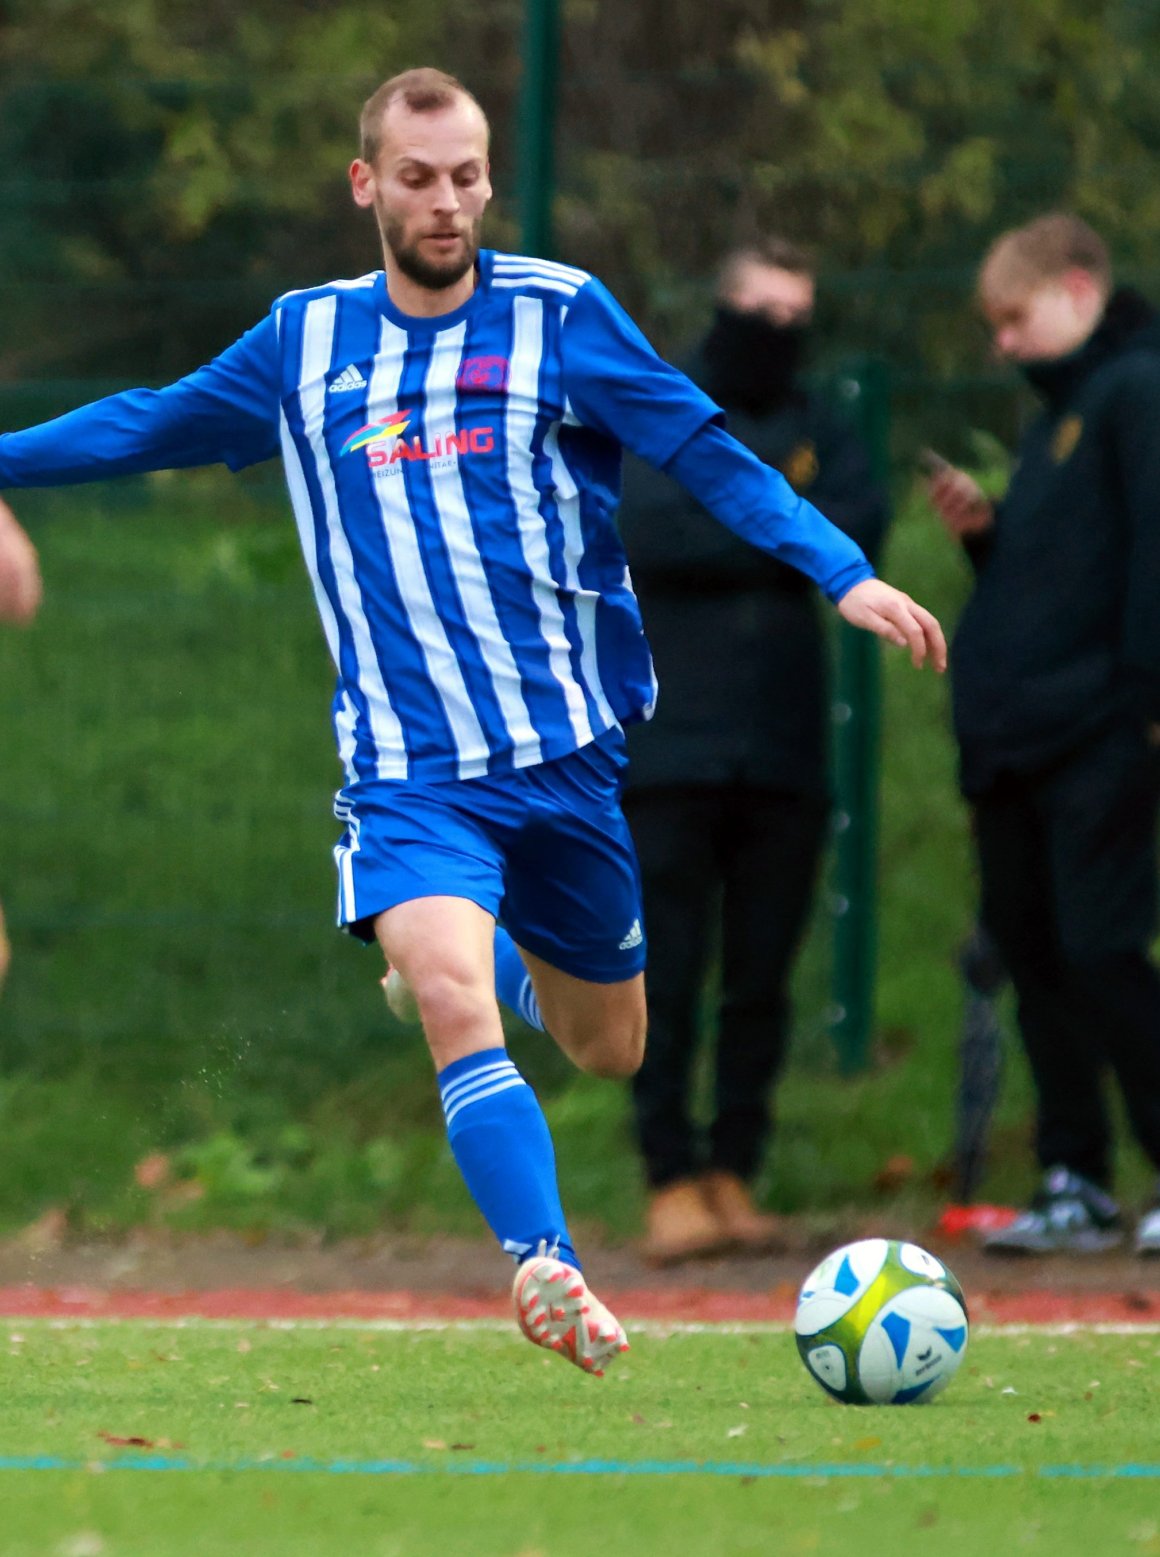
380, 208, 481, 292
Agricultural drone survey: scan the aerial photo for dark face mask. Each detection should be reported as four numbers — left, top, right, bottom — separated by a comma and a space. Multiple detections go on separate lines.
702, 305, 808, 412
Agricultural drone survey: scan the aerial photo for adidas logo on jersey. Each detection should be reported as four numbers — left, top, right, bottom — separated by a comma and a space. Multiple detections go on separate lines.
328, 364, 367, 394
618, 919, 643, 951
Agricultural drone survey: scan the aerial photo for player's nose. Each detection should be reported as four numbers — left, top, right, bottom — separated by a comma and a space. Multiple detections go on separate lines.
430, 174, 461, 212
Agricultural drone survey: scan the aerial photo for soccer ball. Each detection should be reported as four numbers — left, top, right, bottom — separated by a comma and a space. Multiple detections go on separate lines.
794, 1238, 969, 1405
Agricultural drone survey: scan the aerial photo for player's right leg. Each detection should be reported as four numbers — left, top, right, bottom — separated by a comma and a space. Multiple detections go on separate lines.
375, 896, 627, 1375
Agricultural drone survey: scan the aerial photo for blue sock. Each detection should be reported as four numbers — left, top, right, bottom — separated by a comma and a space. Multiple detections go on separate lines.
494, 927, 544, 1031
439, 1047, 578, 1269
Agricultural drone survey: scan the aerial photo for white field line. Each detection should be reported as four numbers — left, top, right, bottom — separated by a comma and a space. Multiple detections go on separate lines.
5, 1317, 1160, 1338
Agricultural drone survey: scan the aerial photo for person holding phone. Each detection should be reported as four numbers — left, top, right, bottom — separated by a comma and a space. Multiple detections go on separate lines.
928, 213, 1160, 1256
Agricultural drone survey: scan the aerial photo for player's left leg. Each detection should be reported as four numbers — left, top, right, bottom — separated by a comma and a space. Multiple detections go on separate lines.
497, 730, 648, 1078
517, 952, 645, 1078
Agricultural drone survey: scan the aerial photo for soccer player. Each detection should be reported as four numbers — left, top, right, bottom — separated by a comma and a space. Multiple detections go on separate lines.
0, 69, 944, 1374
0, 494, 42, 991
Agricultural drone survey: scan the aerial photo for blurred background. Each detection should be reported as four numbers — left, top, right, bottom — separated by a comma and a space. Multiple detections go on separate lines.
1, 0, 1157, 1244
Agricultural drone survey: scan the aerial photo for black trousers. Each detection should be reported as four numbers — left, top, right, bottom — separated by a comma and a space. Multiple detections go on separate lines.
971, 721, 1160, 1186
623, 784, 829, 1188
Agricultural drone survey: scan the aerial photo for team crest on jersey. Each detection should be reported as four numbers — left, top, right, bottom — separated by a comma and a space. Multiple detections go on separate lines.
456, 355, 510, 392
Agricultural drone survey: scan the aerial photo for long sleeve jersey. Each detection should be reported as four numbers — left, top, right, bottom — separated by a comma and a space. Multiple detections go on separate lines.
0, 251, 873, 784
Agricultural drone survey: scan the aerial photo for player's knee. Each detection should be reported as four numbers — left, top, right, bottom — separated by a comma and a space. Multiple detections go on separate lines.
572, 1011, 647, 1080
409, 967, 496, 1052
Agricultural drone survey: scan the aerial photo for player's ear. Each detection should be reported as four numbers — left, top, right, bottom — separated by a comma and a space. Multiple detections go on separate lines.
350, 159, 376, 210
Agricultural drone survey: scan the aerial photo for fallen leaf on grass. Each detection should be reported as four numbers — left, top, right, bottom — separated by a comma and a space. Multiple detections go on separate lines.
853, 1436, 882, 1451
97, 1433, 154, 1448
1027, 1413, 1042, 1424
422, 1439, 447, 1450
449, 1443, 476, 1451
290, 1398, 314, 1406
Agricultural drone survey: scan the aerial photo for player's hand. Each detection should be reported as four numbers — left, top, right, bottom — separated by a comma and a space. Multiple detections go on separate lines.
837, 578, 947, 672
0, 496, 42, 625
926, 466, 994, 539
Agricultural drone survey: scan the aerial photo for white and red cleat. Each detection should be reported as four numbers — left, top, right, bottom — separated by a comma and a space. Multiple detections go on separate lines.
512, 1254, 629, 1377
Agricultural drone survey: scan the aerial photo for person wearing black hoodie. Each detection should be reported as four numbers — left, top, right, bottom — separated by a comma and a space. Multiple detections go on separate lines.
618, 240, 888, 1263
929, 213, 1160, 1256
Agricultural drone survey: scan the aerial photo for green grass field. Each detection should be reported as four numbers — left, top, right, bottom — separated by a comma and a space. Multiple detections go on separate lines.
3, 1320, 1160, 1555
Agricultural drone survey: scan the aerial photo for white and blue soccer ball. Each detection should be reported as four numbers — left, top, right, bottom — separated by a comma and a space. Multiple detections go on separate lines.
794, 1238, 969, 1405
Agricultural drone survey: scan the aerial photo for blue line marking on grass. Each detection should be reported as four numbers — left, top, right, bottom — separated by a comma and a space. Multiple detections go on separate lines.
3, 1456, 1160, 1479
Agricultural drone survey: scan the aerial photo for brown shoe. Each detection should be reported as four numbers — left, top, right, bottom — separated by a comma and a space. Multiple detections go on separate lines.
700, 1170, 784, 1254
642, 1178, 731, 1266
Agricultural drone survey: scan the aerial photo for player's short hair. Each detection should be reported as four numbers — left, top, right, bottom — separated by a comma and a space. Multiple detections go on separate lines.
717, 237, 816, 296
359, 68, 488, 165
979, 213, 1112, 303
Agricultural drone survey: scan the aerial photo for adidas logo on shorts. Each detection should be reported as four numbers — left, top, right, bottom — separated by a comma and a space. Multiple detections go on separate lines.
618, 918, 643, 951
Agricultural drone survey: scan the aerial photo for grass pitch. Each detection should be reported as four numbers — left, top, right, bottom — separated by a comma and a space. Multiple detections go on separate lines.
3, 1320, 1160, 1555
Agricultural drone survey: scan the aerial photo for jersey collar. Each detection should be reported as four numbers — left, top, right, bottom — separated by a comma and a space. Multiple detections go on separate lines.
375, 250, 494, 332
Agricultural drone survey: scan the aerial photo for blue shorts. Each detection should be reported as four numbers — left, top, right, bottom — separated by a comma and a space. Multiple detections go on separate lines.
332, 729, 646, 983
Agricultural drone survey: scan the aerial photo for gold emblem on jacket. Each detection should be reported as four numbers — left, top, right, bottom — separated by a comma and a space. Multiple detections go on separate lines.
1051, 414, 1083, 464
783, 441, 819, 490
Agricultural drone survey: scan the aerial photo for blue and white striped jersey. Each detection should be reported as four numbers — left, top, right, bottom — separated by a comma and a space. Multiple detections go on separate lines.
0, 249, 873, 784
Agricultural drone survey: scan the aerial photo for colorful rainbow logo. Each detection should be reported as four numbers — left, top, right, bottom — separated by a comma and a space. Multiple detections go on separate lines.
339, 412, 411, 457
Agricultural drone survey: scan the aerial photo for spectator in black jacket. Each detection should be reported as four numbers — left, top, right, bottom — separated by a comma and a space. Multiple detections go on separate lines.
619, 239, 888, 1263
929, 213, 1160, 1256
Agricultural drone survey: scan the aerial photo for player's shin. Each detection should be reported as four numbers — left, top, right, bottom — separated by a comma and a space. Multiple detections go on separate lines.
438, 1047, 577, 1268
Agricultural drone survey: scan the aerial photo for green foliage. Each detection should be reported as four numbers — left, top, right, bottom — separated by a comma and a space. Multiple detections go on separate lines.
5, 0, 1160, 394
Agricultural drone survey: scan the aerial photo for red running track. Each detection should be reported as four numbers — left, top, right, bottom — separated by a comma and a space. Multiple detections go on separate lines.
0, 1285, 1157, 1325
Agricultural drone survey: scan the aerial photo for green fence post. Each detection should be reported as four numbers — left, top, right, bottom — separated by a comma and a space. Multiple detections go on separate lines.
828, 359, 890, 1074
518, 0, 561, 257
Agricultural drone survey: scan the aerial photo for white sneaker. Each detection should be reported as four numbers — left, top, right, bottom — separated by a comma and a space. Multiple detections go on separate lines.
1136, 1203, 1160, 1257
381, 967, 420, 1026
512, 1253, 629, 1377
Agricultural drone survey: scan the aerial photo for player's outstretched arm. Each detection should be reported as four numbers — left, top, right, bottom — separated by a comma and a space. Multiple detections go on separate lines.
0, 496, 42, 625
837, 577, 946, 672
